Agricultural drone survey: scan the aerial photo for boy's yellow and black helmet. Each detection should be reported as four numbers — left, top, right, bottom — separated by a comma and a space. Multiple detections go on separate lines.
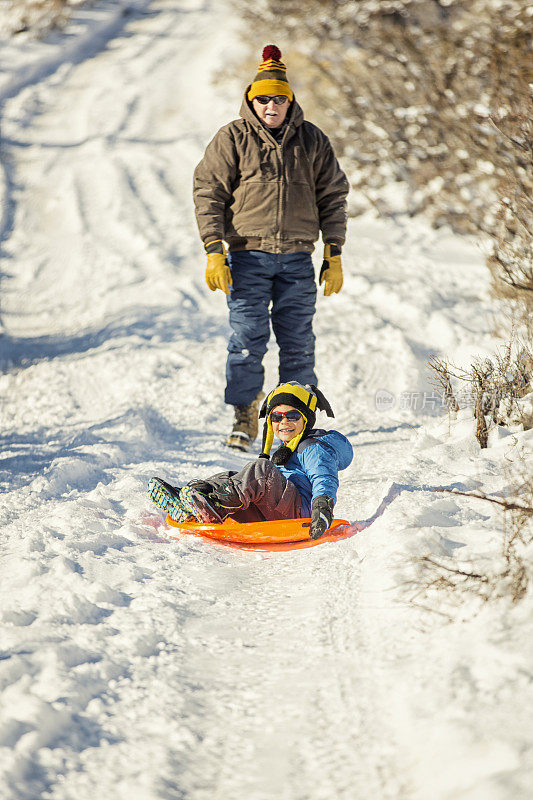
259, 381, 334, 464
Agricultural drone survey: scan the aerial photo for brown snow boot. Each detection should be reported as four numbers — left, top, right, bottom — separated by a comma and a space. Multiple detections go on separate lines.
225, 392, 264, 451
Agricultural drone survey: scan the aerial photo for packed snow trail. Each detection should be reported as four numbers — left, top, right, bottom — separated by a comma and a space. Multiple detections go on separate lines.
1, 2, 532, 799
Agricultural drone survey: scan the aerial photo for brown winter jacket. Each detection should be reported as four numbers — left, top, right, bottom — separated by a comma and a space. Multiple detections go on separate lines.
193, 94, 349, 254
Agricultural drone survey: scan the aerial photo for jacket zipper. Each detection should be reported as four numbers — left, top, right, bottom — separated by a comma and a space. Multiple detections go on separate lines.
276, 125, 292, 253
260, 124, 291, 253
277, 144, 283, 252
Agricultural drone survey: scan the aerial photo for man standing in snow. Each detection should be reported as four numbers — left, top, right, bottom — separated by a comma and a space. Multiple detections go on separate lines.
193, 45, 349, 451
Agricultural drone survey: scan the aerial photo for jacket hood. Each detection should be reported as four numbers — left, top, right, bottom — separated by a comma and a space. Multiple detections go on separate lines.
240, 89, 304, 143
299, 429, 354, 471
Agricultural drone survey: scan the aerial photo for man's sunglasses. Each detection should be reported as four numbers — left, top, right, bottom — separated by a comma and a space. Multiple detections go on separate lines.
270, 410, 302, 422
255, 95, 288, 105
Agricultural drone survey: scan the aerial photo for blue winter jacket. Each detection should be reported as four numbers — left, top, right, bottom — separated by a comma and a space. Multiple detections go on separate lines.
276, 429, 353, 517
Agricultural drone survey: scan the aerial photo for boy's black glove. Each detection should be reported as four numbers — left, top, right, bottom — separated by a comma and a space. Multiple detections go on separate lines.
306, 495, 334, 539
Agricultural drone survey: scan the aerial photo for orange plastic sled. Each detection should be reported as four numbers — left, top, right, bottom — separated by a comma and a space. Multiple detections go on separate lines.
165, 514, 357, 552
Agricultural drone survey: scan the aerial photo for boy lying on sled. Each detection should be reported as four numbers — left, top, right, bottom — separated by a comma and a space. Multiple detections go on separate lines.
148, 382, 353, 540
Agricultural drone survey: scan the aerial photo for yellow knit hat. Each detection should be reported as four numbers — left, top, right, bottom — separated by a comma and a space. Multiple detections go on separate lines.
247, 45, 294, 103
259, 382, 334, 465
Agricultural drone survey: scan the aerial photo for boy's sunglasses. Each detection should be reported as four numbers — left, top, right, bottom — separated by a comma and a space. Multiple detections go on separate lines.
255, 95, 288, 105
270, 410, 302, 423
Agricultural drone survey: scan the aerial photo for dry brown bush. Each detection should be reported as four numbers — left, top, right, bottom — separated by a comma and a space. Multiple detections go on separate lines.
428, 341, 533, 447
234, 0, 532, 235
487, 93, 533, 337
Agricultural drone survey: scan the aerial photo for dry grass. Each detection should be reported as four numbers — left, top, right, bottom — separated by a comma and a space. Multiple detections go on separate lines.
1, 0, 90, 37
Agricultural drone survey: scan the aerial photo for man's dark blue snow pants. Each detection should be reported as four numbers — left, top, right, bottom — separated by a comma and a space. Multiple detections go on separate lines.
225, 250, 317, 406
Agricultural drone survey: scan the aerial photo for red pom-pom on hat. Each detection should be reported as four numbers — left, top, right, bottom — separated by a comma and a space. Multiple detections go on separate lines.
262, 45, 282, 62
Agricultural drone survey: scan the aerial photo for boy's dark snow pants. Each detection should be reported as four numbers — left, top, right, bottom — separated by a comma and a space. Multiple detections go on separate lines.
208, 458, 301, 522
225, 250, 317, 406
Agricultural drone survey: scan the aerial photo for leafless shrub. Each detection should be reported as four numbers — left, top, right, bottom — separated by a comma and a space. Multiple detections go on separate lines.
486, 91, 533, 338
428, 342, 533, 446
233, 0, 531, 235
472, 363, 490, 448
427, 357, 460, 413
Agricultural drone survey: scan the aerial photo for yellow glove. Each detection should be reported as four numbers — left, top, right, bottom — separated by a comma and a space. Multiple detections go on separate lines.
319, 243, 343, 296
205, 240, 232, 295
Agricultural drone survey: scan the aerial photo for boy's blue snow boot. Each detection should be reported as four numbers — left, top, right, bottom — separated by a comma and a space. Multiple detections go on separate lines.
187, 480, 243, 523
148, 478, 199, 523
148, 477, 243, 524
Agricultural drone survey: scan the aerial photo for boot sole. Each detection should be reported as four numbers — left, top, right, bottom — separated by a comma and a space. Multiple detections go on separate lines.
225, 432, 253, 451
148, 478, 179, 510
148, 478, 194, 523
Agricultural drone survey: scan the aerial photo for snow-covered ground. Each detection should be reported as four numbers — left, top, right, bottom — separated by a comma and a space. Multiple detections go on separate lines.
1, 1, 532, 798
